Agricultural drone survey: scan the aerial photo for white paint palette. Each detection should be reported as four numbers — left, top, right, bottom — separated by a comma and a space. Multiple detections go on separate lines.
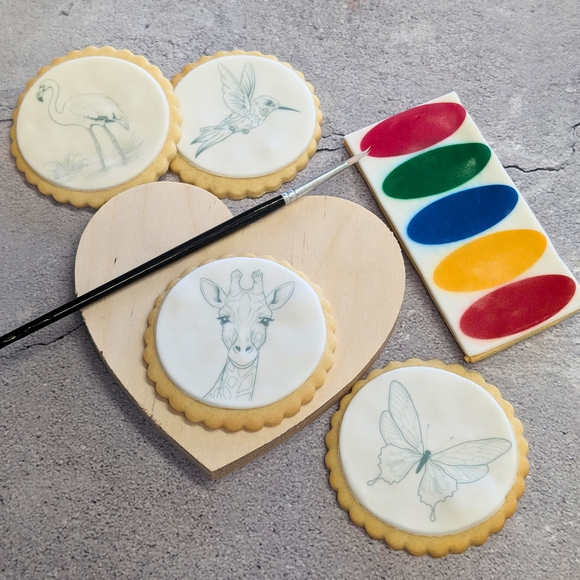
345, 93, 580, 362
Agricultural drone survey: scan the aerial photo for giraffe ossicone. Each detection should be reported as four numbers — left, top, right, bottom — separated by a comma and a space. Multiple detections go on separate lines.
200, 268, 295, 402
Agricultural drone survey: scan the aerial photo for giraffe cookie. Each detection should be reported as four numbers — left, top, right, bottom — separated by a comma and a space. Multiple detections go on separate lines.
170, 51, 322, 199
11, 46, 181, 208
144, 256, 336, 432
325, 360, 529, 557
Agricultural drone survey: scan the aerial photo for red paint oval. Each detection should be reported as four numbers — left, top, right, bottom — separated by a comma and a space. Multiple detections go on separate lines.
361, 102, 466, 158
460, 275, 577, 339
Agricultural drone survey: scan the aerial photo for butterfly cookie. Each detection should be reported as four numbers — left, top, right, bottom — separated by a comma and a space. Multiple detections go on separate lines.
325, 359, 529, 557
367, 380, 512, 522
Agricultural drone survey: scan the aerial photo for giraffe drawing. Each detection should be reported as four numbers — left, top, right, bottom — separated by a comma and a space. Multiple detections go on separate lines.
200, 269, 295, 402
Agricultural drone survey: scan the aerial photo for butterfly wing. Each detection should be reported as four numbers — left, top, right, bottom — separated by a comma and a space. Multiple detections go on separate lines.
219, 63, 253, 113
368, 442, 422, 485
369, 381, 424, 486
418, 459, 459, 521
388, 380, 424, 454
432, 438, 512, 466
379, 408, 416, 451
430, 463, 489, 484
419, 438, 513, 519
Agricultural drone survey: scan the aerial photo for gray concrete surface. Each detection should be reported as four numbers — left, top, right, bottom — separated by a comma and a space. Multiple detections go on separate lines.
1, 1, 580, 578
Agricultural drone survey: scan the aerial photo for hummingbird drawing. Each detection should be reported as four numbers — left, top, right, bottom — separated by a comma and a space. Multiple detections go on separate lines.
191, 62, 300, 157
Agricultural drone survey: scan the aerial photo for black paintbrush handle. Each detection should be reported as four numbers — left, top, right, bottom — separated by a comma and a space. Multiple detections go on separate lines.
0, 195, 286, 350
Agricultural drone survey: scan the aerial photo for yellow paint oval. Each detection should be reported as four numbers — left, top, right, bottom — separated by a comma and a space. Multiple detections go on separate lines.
434, 229, 547, 292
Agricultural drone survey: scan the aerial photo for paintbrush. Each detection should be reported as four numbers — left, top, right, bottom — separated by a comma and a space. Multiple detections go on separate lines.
0, 149, 369, 350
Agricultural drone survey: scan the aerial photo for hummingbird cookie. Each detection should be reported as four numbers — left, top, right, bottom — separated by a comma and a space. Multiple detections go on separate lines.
325, 359, 528, 557
170, 51, 322, 199
144, 256, 336, 432
11, 46, 181, 209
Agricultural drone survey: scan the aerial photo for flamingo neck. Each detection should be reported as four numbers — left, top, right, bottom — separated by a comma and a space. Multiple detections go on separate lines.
44, 82, 63, 121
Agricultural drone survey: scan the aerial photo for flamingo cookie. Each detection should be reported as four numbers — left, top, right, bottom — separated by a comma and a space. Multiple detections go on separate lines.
11, 46, 181, 208
170, 51, 322, 200
35, 79, 130, 171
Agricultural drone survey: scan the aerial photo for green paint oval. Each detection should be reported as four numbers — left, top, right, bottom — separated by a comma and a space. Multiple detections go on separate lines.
382, 143, 491, 200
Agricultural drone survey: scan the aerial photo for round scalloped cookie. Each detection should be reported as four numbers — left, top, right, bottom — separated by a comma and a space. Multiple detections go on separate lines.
325, 359, 529, 557
170, 50, 322, 199
11, 46, 181, 209
144, 255, 336, 432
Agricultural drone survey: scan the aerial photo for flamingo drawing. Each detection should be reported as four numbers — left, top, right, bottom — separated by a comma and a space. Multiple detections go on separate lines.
36, 79, 130, 171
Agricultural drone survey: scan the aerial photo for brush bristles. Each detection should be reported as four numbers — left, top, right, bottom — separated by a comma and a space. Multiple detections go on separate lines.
346, 147, 371, 165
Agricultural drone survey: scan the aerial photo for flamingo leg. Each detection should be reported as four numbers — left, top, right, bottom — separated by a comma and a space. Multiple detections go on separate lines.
102, 125, 126, 162
88, 127, 106, 170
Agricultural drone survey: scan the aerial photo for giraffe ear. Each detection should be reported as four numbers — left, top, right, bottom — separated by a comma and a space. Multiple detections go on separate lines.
200, 278, 227, 308
266, 281, 295, 310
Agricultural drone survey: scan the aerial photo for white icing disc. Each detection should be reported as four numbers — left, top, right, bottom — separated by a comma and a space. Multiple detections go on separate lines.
16, 56, 170, 191
174, 55, 317, 178
339, 367, 518, 536
154, 257, 327, 410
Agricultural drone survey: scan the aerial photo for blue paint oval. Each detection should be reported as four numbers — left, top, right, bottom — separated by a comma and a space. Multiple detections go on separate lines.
406, 185, 519, 245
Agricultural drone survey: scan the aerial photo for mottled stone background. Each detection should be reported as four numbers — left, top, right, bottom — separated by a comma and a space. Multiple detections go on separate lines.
1, 1, 579, 578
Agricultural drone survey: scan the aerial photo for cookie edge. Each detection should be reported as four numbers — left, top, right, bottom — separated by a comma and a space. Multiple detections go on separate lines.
324, 358, 529, 557
169, 50, 322, 199
143, 254, 337, 432
10, 45, 182, 209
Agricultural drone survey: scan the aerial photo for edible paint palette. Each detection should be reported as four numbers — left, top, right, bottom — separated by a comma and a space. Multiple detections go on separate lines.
345, 93, 580, 362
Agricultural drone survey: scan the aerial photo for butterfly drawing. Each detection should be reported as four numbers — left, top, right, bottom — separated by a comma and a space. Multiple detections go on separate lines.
367, 380, 512, 522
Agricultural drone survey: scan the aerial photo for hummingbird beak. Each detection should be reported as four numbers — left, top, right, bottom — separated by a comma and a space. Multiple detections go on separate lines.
278, 106, 300, 112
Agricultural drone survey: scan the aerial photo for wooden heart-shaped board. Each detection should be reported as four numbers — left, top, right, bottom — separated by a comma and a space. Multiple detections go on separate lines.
75, 182, 405, 478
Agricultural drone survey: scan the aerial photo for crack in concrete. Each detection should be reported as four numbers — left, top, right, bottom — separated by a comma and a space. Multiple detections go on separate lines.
318, 132, 346, 152
317, 145, 344, 152
505, 123, 579, 174
60, 3, 74, 16
504, 163, 565, 173
321, 131, 346, 139
571, 121, 579, 154
0, 322, 84, 360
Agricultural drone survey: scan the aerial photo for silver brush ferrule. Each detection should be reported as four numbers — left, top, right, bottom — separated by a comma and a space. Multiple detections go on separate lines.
281, 160, 350, 205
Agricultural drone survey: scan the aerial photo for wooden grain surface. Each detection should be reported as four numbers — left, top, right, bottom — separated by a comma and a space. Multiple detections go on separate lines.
74, 182, 405, 478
